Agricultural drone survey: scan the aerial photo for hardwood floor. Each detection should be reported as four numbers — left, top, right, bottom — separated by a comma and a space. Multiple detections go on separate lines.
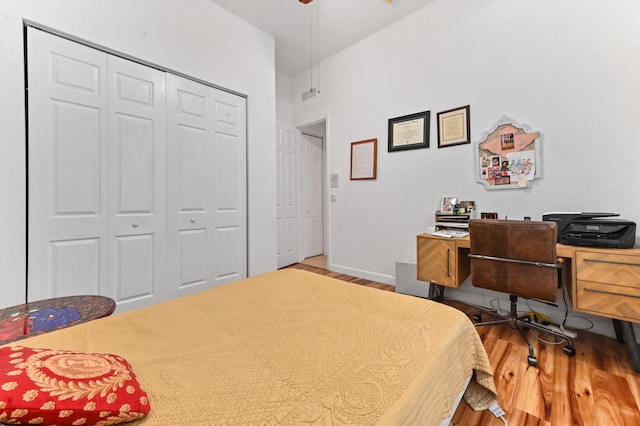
286, 263, 640, 426
299, 254, 328, 270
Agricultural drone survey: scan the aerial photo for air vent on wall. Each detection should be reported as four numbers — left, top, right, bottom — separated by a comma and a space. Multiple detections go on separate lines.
302, 88, 319, 101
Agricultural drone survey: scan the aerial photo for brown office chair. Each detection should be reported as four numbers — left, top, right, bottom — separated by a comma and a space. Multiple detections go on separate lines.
469, 219, 575, 367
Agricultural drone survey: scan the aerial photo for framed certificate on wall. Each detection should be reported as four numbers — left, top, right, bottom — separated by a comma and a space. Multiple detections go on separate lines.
350, 138, 377, 180
437, 105, 470, 148
388, 111, 430, 152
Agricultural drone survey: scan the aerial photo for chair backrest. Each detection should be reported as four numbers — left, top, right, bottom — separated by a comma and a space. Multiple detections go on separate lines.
469, 219, 560, 302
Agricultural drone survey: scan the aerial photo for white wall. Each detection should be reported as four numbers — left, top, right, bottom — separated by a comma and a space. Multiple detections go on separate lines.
0, 0, 277, 307
292, 0, 640, 280
288, 0, 640, 337
276, 71, 294, 124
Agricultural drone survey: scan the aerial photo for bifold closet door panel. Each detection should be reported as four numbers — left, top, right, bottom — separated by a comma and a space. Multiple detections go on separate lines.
166, 74, 247, 299
27, 27, 110, 302
27, 29, 168, 311
208, 88, 247, 286
166, 75, 211, 299
107, 55, 168, 312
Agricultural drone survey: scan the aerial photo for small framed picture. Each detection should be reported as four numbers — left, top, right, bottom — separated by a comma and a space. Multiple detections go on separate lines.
440, 196, 458, 213
459, 200, 475, 213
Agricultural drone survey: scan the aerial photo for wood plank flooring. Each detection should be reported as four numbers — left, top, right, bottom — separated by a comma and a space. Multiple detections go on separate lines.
286, 263, 640, 426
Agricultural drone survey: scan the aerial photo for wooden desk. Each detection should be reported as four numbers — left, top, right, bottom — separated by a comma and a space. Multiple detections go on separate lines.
417, 233, 640, 371
0, 295, 116, 345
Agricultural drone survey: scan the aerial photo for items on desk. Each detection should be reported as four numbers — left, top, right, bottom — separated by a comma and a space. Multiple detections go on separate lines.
440, 196, 458, 213
542, 212, 636, 248
457, 200, 476, 214
430, 229, 469, 238
481, 212, 498, 219
434, 210, 470, 232
433, 201, 477, 236
439, 198, 475, 215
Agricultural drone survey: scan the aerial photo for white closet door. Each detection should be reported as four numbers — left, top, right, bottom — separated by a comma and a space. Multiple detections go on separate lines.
28, 29, 246, 308
27, 28, 109, 301
166, 74, 247, 298
107, 56, 167, 312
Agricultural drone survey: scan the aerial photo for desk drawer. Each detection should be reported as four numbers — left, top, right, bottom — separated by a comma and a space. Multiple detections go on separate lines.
576, 251, 640, 287
576, 280, 640, 321
417, 237, 456, 287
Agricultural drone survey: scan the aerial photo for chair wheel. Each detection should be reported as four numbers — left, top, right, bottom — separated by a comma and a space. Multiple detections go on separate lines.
563, 346, 576, 356
527, 355, 538, 367
473, 313, 482, 322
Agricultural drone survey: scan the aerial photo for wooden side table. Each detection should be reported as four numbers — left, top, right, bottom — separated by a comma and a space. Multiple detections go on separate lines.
0, 295, 116, 345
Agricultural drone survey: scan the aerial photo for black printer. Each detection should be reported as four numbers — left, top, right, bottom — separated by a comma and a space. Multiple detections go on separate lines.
542, 212, 636, 249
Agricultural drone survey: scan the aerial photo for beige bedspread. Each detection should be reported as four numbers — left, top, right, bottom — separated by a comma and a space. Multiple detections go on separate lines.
3, 269, 497, 425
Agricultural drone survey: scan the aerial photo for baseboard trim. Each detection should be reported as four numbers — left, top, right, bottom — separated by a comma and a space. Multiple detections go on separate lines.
329, 263, 395, 286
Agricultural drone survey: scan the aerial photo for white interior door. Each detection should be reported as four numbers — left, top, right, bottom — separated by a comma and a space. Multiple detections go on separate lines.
276, 122, 298, 268
107, 55, 167, 311
27, 28, 109, 301
166, 74, 247, 298
301, 134, 324, 258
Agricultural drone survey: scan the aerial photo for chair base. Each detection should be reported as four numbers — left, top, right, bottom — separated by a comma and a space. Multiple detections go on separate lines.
473, 295, 575, 367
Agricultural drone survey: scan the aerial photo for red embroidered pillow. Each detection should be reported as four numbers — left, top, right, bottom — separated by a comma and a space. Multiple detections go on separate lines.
0, 346, 150, 425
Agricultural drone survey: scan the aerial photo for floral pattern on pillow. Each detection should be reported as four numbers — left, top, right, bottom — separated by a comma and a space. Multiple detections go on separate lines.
0, 346, 150, 425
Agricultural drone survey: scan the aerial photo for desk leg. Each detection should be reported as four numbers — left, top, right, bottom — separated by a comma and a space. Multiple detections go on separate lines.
612, 319, 625, 343
428, 283, 445, 301
612, 319, 640, 373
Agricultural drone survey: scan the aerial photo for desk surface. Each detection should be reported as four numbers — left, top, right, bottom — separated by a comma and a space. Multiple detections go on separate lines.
0, 295, 115, 345
418, 233, 639, 257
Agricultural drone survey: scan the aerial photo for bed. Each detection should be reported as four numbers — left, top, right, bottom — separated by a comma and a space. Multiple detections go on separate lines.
1, 269, 497, 425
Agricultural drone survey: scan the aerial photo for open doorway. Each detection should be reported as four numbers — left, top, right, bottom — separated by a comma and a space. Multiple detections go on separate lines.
299, 120, 327, 267
276, 119, 328, 270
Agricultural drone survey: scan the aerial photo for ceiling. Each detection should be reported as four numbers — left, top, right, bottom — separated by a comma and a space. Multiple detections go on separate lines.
210, 0, 435, 76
